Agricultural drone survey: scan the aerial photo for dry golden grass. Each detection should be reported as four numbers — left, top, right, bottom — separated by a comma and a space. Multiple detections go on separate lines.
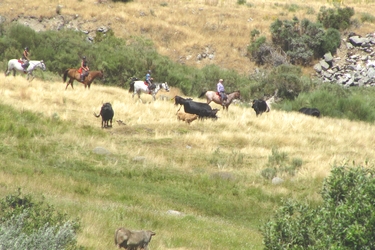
1, 0, 375, 74
1, 74, 375, 181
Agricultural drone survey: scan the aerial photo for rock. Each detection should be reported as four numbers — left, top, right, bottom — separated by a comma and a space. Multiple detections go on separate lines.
272, 177, 284, 185
93, 146, 111, 155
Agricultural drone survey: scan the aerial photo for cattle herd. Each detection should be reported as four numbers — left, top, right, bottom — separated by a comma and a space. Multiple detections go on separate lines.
94, 95, 320, 128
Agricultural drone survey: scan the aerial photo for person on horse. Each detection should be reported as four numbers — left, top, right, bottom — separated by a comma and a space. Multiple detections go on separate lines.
217, 79, 227, 104
145, 70, 156, 91
80, 56, 90, 82
21, 47, 30, 72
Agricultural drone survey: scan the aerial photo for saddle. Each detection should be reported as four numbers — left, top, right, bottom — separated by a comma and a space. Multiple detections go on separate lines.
216, 92, 227, 102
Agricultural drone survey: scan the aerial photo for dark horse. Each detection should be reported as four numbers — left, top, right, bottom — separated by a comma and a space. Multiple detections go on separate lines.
63, 69, 104, 90
199, 90, 241, 111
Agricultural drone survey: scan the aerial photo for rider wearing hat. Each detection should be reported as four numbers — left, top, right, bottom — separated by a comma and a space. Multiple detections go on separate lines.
22, 47, 30, 72
217, 78, 227, 104
80, 56, 90, 82
145, 70, 155, 91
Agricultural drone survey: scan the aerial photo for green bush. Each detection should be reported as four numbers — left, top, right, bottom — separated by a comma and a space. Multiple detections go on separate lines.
317, 6, 354, 30
268, 17, 340, 65
321, 28, 341, 54
262, 65, 305, 100
263, 166, 375, 249
0, 189, 81, 249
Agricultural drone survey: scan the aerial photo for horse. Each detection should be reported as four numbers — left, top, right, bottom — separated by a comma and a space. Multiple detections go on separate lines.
5, 59, 46, 81
129, 81, 170, 101
199, 90, 241, 111
63, 69, 104, 90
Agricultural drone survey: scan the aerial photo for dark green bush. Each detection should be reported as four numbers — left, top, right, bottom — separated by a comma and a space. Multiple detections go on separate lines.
321, 28, 341, 54
317, 6, 355, 30
263, 166, 375, 249
268, 17, 340, 65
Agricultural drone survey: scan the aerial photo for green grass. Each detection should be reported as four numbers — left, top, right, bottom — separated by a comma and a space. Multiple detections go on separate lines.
0, 102, 290, 249
0, 101, 328, 249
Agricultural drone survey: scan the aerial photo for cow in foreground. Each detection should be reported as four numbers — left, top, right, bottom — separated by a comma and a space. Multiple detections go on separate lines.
251, 99, 270, 116
115, 227, 156, 250
183, 100, 219, 119
94, 102, 114, 128
299, 107, 320, 117
176, 111, 198, 124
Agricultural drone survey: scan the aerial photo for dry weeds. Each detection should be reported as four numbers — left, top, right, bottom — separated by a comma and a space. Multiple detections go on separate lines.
1, 74, 375, 181
1, 0, 375, 75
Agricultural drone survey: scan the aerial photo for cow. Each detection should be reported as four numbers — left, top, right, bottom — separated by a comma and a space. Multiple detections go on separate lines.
299, 107, 320, 117
93, 102, 114, 128
251, 99, 270, 116
176, 111, 198, 124
183, 100, 219, 119
115, 227, 156, 250
173, 95, 193, 111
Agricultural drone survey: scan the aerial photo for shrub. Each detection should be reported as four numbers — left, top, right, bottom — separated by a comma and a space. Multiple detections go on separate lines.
360, 12, 375, 23
317, 6, 354, 30
263, 166, 375, 249
321, 28, 341, 54
0, 189, 81, 249
268, 17, 340, 65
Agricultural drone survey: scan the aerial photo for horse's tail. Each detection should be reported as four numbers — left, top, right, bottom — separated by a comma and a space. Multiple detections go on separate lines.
198, 90, 207, 98
63, 69, 69, 83
129, 82, 135, 93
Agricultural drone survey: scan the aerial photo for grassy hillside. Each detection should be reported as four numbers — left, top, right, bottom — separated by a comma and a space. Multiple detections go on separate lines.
1, 74, 375, 249
1, 0, 375, 75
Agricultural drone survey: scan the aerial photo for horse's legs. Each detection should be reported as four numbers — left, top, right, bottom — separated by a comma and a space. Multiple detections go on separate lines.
66, 79, 74, 90
12, 69, 16, 77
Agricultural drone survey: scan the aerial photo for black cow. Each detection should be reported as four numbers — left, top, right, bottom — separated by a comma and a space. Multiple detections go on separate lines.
183, 100, 219, 119
174, 95, 193, 111
94, 102, 114, 128
252, 99, 270, 116
299, 107, 320, 117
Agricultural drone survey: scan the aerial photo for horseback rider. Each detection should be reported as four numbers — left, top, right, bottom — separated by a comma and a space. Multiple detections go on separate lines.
22, 47, 30, 72
217, 79, 227, 104
145, 70, 156, 91
80, 56, 90, 82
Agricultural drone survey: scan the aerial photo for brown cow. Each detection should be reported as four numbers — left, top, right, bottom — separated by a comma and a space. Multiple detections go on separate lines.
176, 111, 198, 125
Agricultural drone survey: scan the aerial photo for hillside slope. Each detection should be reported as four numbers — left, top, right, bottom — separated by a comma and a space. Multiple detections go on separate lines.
1, 0, 375, 75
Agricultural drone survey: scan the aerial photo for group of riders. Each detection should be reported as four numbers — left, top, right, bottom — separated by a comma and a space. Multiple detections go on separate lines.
21, 47, 228, 103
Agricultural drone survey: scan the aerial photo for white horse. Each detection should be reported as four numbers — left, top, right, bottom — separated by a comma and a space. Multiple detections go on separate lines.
129, 81, 170, 101
5, 59, 46, 81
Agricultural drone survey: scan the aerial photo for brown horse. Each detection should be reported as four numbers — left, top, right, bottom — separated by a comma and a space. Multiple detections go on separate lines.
63, 69, 104, 90
199, 90, 241, 111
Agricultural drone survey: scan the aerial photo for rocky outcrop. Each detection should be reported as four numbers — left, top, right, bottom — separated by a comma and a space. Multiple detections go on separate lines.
4, 14, 110, 43
314, 32, 375, 87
